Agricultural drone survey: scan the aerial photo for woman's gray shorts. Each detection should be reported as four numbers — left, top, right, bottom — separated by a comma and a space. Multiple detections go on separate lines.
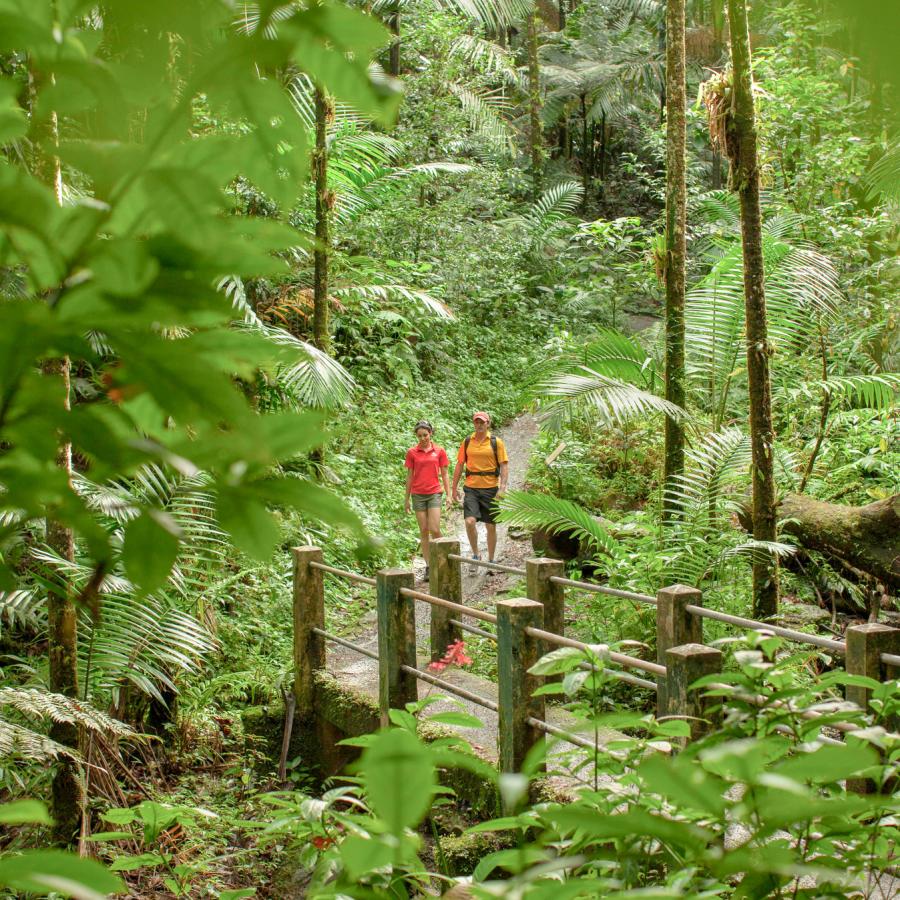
411, 492, 442, 511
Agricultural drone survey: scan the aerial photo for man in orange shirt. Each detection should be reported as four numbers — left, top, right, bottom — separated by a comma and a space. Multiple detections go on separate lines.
451, 412, 509, 569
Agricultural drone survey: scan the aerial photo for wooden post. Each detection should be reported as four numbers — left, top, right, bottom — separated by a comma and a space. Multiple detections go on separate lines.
526, 557, 565, 683
656, 584, 703, 717
376, 568, 417, 727
293, 546, 326, 720
497, 599, 545, 773
526, 557, 565, 637
846, 623, 900, 794
665, 643, 722, 744
429, 537, 462, 662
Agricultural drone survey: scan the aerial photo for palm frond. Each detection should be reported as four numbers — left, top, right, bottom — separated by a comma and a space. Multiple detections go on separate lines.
806, 373, 900, 410
332, 283, 454, 320
496, 491, 619, 558
686, 228, 842, 407
536, 368, 686, 428
448, 83, 515, 155
254, 322, 357, 408
865, 141, 900, 204
437, 0, 532, 28
222, 277, 357, 409
449, 33, 516, 78
0, 589, 45, 632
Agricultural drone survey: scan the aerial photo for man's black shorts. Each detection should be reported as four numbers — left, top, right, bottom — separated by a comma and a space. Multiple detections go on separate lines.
463, 486, 499, 524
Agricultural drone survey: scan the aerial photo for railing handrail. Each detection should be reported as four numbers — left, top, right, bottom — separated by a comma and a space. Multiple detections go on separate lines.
685, 604, 847, 653
524, 625, 666, 677
399, 586, 497, 624
309, 560, 377, 586
549, 575, 656, 605
447, 553, 525, 576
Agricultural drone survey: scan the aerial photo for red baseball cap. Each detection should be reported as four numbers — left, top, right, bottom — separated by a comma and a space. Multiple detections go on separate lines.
472, 411, 491, 423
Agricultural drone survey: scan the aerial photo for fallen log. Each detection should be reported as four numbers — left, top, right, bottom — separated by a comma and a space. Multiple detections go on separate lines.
772, 494, 900, 592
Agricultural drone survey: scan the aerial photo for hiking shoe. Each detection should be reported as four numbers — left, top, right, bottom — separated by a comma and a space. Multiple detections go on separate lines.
468, 554, 480, 574
423, 565, 430, 582
487, 558, 497, 576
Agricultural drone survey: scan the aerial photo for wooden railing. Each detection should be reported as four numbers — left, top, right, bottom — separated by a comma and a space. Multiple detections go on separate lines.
292, 537, 900, 788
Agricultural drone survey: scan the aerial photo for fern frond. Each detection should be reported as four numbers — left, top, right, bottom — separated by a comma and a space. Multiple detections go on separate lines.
0, 688, 134, 737
865, 141, 900, 204
496, 491, 619, 558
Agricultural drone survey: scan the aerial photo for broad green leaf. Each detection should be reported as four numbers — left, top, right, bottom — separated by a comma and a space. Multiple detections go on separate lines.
473, 846, 547, 881
122, 509, 180, 593
0, 850, 123, 900
360, 728, 436, 834
339, 834, 395, 881
548, 807, 715, 852
0, 800, 52, 825
0, 79, 26, 143
638, 756, 727, 816
108, 852, 167, 872
528, 646, 587, 676
216, 489, 280, 561
426, 711, 483, 729
773, 743, 880, 784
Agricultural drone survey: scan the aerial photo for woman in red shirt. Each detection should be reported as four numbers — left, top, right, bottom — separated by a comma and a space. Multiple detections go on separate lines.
404, 420, 450, 580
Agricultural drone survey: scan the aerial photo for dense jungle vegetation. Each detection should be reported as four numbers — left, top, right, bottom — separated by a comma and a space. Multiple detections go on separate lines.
0, 0, 898, 896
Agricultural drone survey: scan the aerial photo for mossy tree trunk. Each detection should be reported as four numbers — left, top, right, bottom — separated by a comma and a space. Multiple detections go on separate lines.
387, 7, 400, 77
726, 0, 779, 618
663, 0, 687, 519
43, 358, 81, 846
525, 6, 543, 202
312, 85, 333, 354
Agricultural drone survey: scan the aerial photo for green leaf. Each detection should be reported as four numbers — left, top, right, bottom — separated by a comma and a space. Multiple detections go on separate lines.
426, 711, 483, 729
339, 834, 395, 881
219, 890, 256, 900
360, 728, 436, 834
0, 850, 124, 900
216, 489, 280, 561
0, 79, 26, 144
473, 846, 547, 881
528, 646, 587, 676
547, 807, 715, 852
638, 756, 727, 816
108, 852, 167, 872
773, 743, 880, 784
0, 800, 52, 825
122, 509, 181, 593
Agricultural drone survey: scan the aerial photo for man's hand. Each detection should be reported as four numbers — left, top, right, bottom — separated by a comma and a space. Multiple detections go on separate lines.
404, 499, 411, 515
452, 488, 461, 505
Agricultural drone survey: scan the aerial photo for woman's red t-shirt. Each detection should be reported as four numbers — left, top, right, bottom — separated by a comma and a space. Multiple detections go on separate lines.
405, 443, 449, 494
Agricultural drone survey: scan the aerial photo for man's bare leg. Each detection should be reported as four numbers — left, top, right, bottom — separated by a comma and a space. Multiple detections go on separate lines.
464, 516, 479, 557
486, 523, 497, 561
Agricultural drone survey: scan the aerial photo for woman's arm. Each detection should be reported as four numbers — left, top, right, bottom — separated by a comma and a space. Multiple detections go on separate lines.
404, 467, 413, 513
440, 465, 450, 507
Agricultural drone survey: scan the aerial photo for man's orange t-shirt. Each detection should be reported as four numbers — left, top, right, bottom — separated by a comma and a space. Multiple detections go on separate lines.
457, 432, 508, 489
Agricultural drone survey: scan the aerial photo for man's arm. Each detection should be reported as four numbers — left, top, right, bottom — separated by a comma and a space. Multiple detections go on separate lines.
498, 461, 509, 494
451, 460, 464, 502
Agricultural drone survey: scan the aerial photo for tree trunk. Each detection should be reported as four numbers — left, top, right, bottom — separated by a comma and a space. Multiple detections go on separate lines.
580, 93, 589, 204
43, 358, 81, 846
525, 7, 543, 202
738, 495, 900, 592
312, 86, 332, 353
388, 11, 400, 77
663, 0, 687, 519
558, 0, 566, 30
726, 0, 779, 618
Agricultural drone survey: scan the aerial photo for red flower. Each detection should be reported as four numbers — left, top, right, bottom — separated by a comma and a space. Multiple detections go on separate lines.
428, 640, 473, 673
311, 835, 334, 851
